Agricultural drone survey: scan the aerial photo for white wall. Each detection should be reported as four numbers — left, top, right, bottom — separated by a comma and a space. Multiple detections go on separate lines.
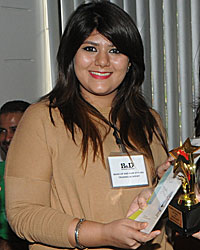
0, 0, 58, 107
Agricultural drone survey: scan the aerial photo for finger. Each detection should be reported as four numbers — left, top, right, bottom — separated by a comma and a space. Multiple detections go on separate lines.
157, 164, 168, 178
136, 230, 161, 243
162, 161, 170, 170
148, 230, 161, 240
126, 198, 139, 217
130, 220, 148, 231
138, 197, 148, 210
138, 189, 152, 209
142, 188, 152, 199
132, 242, 141, 249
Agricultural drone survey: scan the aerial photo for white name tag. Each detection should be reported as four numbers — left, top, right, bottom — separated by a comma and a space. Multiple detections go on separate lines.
108, 154, 149, 188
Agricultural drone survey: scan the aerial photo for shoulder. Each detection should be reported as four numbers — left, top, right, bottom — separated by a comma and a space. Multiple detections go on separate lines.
21, 101, 61, 125
16, 101, 63, 135
23, 101, 49, 117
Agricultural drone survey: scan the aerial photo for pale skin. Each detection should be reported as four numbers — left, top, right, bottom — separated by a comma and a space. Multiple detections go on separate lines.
67, 29, 161, 249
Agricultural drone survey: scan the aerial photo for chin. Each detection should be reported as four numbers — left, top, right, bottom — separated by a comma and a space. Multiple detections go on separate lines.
92, 89, 114, 95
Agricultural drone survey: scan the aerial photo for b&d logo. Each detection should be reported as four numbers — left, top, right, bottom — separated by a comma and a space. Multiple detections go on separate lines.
121, 162, 134, 169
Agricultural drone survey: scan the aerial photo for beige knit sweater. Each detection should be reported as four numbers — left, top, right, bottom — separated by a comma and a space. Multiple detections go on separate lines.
5, 101, 172, 250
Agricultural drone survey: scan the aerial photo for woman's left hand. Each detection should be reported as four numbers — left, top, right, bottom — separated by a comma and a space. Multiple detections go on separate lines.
126, 188, 153, 217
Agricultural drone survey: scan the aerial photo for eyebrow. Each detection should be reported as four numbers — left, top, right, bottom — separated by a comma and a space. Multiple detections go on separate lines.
83, 40, 114, 47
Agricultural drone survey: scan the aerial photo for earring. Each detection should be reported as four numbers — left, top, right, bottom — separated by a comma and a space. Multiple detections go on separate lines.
127, 62, 131, 73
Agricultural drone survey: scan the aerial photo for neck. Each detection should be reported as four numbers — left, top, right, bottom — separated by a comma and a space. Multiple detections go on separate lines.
81, 93, 116, 109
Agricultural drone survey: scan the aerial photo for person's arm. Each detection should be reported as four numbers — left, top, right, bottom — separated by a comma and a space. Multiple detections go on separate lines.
5, 104, 75, 247
67, 217, 160, 249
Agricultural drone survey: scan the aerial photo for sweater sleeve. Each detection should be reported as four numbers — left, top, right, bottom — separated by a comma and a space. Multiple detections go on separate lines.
5, 103, 74, 248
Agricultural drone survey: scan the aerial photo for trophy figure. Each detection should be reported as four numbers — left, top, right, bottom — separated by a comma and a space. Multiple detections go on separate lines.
167, 138, 200, 236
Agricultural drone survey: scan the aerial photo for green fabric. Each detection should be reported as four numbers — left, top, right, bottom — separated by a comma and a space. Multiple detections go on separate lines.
0, 161, 19, 241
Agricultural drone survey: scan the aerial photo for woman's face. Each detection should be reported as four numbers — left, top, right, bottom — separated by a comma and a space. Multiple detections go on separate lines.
74, 30, 130, 107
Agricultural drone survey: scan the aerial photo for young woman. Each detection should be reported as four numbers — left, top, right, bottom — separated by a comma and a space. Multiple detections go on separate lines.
5, 1, 171, 249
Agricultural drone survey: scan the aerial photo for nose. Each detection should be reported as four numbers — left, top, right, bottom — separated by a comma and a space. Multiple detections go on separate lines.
95, 50, 110, 68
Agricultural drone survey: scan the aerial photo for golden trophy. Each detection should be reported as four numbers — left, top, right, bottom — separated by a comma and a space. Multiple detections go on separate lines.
167, 138, 200, 236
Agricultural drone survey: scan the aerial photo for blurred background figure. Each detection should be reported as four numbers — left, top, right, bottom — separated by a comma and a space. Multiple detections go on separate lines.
0, 100, 30, 250
0, 100, 30, 161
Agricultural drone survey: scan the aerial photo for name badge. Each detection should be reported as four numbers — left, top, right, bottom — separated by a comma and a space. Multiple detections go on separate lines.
108, 154, 149, 188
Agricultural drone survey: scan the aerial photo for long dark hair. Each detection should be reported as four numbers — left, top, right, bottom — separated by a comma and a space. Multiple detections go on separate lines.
42, 0, 168, 172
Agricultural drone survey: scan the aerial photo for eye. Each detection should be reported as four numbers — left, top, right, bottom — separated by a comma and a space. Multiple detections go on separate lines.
0, 128, 7, 136
109, 48, 120, 54
82, 46, 97, 52
10, 126, 17, 133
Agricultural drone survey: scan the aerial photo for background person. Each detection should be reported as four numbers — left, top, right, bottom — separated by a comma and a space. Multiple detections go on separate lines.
5, 1, 171, 250
0, 100, 30, 250
0, 100, 30, 161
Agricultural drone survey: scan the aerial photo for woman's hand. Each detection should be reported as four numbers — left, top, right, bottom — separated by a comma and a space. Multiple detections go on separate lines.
156, 156, 174, 179
126, 188, 153, 217
68, 216, 160, 249
102, 218, 160, 249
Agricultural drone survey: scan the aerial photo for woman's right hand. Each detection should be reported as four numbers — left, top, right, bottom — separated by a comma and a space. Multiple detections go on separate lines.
68, 218, 160, 249
102, 218, 160, 249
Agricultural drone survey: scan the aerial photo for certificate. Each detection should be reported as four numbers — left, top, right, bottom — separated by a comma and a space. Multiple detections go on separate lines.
129, 165, 182, 233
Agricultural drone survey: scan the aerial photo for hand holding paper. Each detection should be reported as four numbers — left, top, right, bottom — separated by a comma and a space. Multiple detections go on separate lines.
127, 188, 153, 217
129, 166, 182, 234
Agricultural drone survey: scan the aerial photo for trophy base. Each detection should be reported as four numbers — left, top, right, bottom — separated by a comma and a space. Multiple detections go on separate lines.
167, 198, 200, 236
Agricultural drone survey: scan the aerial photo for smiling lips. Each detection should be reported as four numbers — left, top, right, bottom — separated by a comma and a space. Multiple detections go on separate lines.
89, 71, 112, 79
